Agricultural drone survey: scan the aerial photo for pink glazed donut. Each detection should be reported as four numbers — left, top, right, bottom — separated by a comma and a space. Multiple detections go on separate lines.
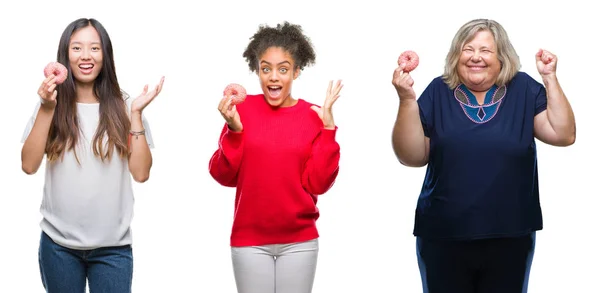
44, 62, 68, 84
224, 83, 247, 105
397, 51, 419, 72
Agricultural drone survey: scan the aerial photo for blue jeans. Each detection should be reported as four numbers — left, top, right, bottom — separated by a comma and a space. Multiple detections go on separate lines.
38, 232, 133, 293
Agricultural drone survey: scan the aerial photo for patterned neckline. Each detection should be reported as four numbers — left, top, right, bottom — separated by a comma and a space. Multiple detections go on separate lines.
454, 84, 507, 124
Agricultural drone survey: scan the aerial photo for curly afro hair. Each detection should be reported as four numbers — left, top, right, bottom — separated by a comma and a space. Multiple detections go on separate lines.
243, 21, 316, 73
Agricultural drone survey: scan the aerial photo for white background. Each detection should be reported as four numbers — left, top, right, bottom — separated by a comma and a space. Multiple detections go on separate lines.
1, 0, 598, 292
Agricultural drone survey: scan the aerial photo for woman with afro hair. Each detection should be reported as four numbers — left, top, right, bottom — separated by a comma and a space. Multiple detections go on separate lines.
209, 21, 343, 293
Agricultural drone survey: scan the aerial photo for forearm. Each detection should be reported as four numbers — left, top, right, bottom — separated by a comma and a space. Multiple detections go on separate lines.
542, 74, 576, 143
128, 111, 152, 182
301, 130, 340, 195
21, 107, 54, 174
208, 124, 243, 187
392, 99, 428, 167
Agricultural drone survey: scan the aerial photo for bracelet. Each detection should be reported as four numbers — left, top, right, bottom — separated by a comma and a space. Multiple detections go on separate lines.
129, 129, 146, 140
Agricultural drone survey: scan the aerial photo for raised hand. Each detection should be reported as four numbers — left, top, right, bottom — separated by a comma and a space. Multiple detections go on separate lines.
37, 75, 58, 109
392, 63, 416, 101
131, 76, 165, 114
310, 80, 343, 130
536, 49, 558, 77
218, 95, 243, 132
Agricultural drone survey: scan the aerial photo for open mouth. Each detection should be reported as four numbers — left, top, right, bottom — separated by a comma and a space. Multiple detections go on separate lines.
267, 86, 282, 98
79, 64, 94, 73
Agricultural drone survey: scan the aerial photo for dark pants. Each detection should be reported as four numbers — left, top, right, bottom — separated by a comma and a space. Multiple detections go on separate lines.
417, 233, 536, 293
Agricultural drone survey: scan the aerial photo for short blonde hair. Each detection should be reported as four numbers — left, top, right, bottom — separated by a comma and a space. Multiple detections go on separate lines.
442, 19, 521, 89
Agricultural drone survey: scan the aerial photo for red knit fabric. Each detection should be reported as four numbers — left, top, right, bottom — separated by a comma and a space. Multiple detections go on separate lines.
209, 94, 340, 247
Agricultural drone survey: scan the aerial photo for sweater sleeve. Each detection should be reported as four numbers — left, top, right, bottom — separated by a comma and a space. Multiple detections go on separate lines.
301, 127, 341, 195
208, 123, 244, 187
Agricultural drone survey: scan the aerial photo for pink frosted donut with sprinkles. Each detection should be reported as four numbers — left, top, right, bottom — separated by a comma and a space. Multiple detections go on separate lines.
224, 83, 247, 105
43, 62, 68, 84
397, 50, 419, 72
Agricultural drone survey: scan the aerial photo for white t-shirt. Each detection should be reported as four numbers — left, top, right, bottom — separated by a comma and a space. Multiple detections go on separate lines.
21, 93, 153, 250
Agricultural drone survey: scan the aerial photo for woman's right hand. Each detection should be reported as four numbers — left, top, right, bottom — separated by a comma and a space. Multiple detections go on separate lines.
218, 96, 243, 132
392, 63, 417, 101
37, 75, 58, 109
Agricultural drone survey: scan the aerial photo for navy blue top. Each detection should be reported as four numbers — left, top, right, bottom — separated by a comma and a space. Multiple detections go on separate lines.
414, 72, 547, 240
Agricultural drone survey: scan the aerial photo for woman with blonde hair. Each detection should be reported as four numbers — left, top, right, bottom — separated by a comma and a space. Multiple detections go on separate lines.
391, 18, 575, 292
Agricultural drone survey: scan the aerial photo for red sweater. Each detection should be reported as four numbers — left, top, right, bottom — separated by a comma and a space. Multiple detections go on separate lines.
209, 94, 340, 247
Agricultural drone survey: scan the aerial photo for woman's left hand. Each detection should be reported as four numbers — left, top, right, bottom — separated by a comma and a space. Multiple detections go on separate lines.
536, 49, 557, 77
131, 76, 165, 114
311, 80, 343, 130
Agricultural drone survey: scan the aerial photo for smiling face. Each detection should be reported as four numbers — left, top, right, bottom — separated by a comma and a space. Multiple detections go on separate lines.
258, 46, 300, 107
68, 25, 103, 86
457, 30, 501, 92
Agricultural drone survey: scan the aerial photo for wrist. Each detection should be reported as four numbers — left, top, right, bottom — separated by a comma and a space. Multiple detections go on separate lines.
130, 129, 146, 135
397, 91, 417, 102
128, 129, 146, 147
227, 124, 243, 133
40, 103, 56, 112
541, 73, 558, 84
399, 98, 418, 107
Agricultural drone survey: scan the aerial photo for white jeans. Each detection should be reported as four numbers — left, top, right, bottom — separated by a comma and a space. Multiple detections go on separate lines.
231, 238, 319, 293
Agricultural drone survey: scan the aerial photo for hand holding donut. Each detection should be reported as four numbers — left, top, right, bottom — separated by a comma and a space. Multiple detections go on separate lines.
310, 80, 343, 130
38, 75, 59, 109
536, 49, 557, 77
218, 94, 243, 132
38, 62, 68, 109
218, 83, 246, 132
392, 51, 419, 101
131, 76, 165, 114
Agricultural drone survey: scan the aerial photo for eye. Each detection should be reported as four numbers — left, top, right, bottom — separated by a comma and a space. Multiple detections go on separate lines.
279, 68, 288, 73
262, 67, 271, 73
463, 48, 474, 52
72, 46, 81, 51
92, 47, 101, 51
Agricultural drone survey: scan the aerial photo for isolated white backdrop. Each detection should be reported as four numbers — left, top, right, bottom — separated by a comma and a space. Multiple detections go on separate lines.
0, 0, 598, 292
